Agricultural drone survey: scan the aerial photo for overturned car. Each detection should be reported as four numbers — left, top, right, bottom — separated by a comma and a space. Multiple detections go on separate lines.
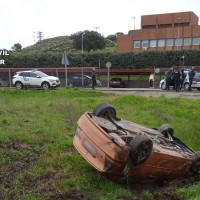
73, 103, 200, 181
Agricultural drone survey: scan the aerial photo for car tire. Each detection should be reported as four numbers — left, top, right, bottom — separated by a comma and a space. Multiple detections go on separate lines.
68, 83, 73, 87
128, 134, 153, 166
190, 151, 200, 175
42, 82, 50, 90
197, 88, 200, 91
93, 102, 116, 120
15, 82, 23, 90
184, 82, 190, 91
158, 124, 174, 138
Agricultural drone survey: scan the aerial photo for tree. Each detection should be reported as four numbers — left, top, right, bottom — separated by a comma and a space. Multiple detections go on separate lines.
11, 43, 22, 51
70, 30, 106, 52
106, 34, 117, 43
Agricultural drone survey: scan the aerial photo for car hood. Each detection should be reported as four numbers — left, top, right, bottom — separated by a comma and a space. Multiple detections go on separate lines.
47, 76, 59, 80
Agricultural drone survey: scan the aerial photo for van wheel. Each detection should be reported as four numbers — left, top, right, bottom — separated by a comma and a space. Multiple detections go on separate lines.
190, 151, 200, 175
93, 103, 116, 120
184, 82, 190, 90
158, 124, 174, 138
129, 134, 153, 166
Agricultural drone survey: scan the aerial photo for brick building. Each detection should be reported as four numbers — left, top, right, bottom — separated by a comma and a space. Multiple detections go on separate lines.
117, 11, 200, 52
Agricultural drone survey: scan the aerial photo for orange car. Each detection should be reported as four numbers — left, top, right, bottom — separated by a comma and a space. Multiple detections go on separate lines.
73, 103, 200, 181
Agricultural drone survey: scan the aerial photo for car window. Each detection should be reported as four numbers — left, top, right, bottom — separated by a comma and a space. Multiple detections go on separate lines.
35, 71, 48, 77
30, 72, 38, 78
19, 72, 30, 77
194, 73, 200, 81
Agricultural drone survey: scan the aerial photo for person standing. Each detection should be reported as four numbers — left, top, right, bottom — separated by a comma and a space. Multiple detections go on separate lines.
149, 73, 154, 88
91, 68, 97, 90
180, 68, 186, 90
166, 68, 173, 90
173, 67, 181, 92
188, 67, 196, 91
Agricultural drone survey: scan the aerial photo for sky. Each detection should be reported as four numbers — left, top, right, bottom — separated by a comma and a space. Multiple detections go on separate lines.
1, 0, 200, 50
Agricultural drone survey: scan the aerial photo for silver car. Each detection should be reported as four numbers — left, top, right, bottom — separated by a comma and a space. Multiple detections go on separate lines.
159, 70, 200, 91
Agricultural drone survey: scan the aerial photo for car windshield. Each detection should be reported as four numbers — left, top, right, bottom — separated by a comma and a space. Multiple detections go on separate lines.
35, 71, 48, 77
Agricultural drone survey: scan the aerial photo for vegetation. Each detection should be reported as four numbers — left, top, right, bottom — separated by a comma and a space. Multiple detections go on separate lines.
70, 30, 106, 52
4, 30, 200, 69
0, 88, 200, 200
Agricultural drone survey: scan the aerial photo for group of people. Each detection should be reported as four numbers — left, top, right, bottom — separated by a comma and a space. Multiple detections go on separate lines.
165, 67, 196, 92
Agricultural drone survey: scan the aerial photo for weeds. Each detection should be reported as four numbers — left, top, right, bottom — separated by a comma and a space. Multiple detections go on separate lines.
0, 88, 200, 199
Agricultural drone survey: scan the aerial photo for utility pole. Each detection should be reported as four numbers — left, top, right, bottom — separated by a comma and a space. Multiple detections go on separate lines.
94, 27, 100, 32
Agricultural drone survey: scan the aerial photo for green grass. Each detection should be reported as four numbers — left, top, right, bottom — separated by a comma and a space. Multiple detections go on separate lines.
0, 88, 200, 200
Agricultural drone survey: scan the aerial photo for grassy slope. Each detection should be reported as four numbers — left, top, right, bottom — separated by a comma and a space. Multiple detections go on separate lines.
0, 88, 200, 200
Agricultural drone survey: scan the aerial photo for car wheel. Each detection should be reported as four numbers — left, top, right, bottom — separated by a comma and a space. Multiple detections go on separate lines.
161, 82, 166, 90
190, 151, 200, 175
42, 82, 50, 90
88, 83, 92, 88
93, 103, 116, 120
128, 134, 153, 166
158, 124, 174, 138
68, 83, 73, 87
197, 88, 200, 91
184, 82, 190, 90
15, 82, 23, 90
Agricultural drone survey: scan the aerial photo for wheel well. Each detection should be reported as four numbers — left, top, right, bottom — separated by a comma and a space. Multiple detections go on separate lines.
41, 81, 50, 86
15, 81, 23, 86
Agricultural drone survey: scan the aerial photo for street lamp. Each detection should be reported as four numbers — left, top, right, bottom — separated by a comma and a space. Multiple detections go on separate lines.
132, 17, 135, 52
133, 17, 135, 30
177, 17, 181, 50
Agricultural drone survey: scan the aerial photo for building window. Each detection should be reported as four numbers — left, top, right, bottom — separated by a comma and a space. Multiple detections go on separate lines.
134, 41, 140, 48
192, 37, 200, 45
158, 39, 165, 47
150, 40, 157, 47
184, 38, 192, 46
175, 38, 183, 46
142, 40, 148, 48
166, 39, 174, 46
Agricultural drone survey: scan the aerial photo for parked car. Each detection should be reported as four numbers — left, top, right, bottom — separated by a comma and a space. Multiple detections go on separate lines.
12, 70, 60, 90
73, 103, 200, 182
68, 74, 102, 88
159, 69, 200, 91
109, 78, 126, 88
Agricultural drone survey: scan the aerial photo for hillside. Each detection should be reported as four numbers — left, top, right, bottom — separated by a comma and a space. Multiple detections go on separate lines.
22, 35, 76, 53
21, 34, 117, 54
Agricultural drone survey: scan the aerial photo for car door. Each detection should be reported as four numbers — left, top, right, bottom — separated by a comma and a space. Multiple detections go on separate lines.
20, 72, 31, 86
29, 72, 43, 86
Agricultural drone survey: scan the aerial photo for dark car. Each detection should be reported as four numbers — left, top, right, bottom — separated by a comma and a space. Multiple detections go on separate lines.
109, 78, 125, 88
68, 74, 101, 88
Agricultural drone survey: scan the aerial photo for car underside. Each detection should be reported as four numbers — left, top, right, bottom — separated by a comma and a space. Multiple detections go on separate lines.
73, 103, 200, 182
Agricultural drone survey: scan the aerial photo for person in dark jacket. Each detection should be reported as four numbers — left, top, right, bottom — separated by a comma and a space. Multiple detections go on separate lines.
165, 68, 173, 90
173, 67, 181, 92
188, 67, 196, 91
180, 68, 186, 90
91, 68, 97, 90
